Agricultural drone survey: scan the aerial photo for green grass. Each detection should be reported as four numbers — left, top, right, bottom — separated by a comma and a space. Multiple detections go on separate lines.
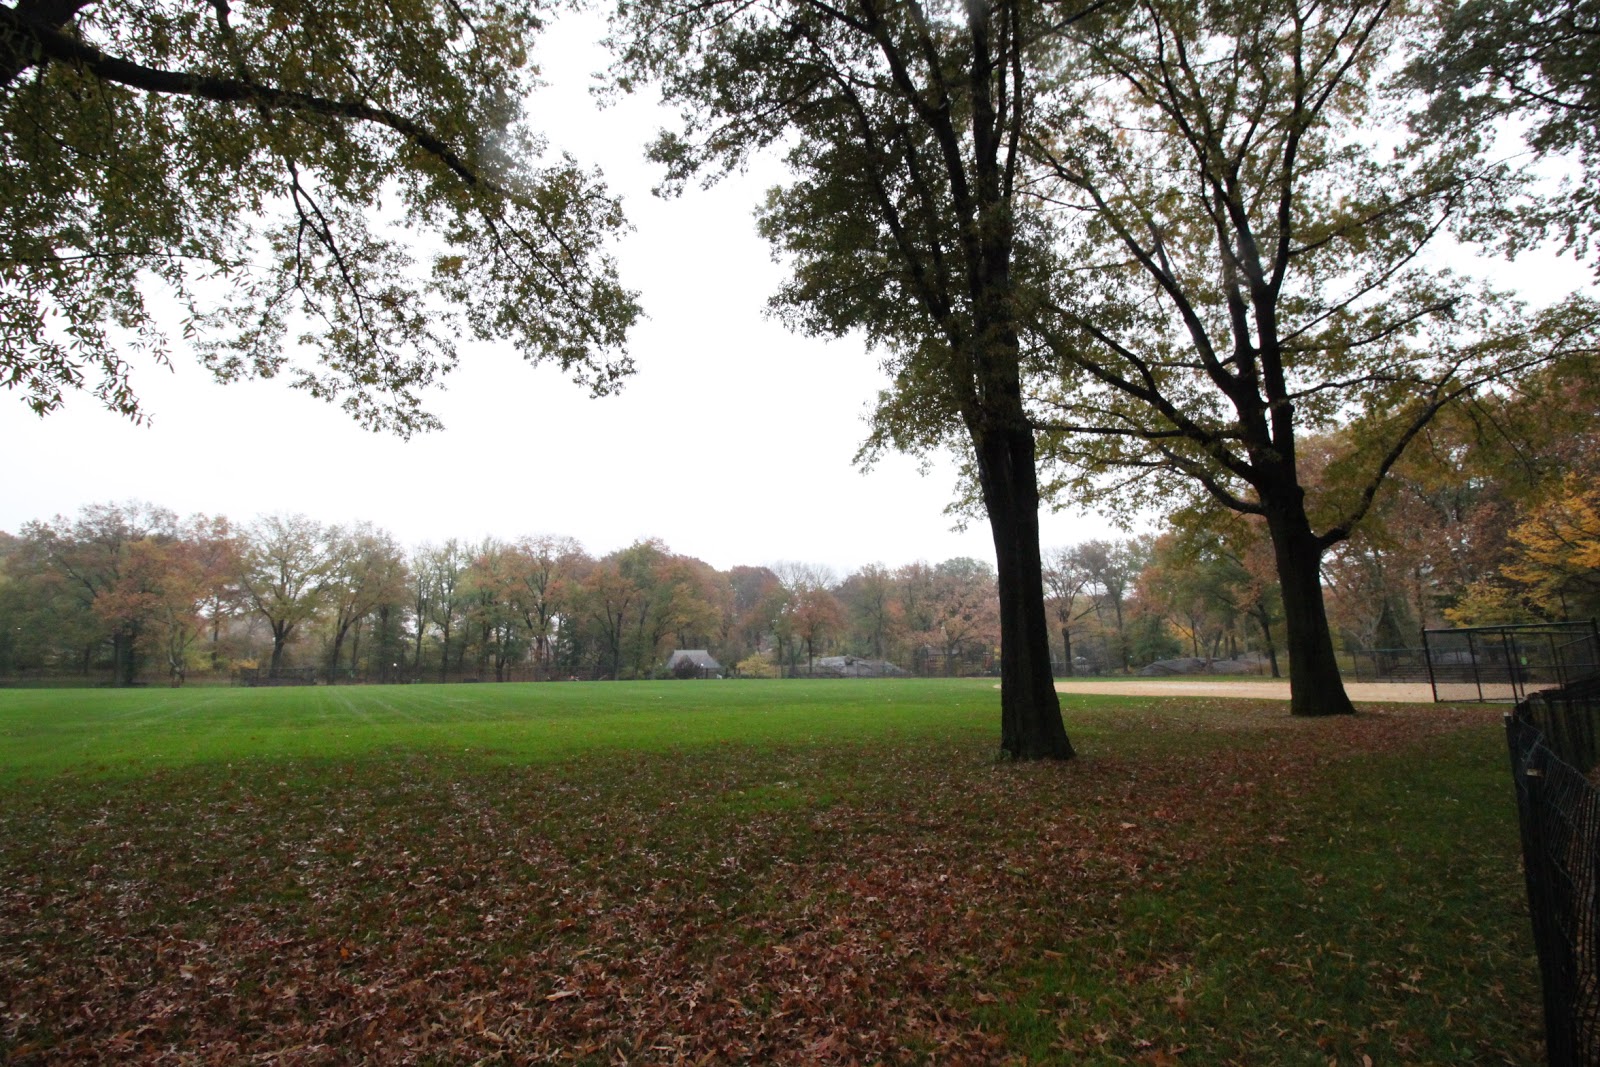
0, 678, 1031, 779
0, 681, 1541, 1063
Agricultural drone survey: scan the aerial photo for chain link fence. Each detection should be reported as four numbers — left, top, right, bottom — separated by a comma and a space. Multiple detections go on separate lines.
1425, 621, 1600, 703
1508, 675, 1600, 1065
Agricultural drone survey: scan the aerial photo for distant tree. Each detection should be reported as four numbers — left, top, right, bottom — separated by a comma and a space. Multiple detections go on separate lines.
420, 540, 469, 681
406, 545, 435, 676
609, 541, 720, 677
581, 555, 641, 680
506, 536, 587, 677
0, 529, 99, 675
1149, 513, 1284, 675
894, 562, 940, 660
14, 502, 180, 683
664, 555, 732, 660
1125, 610, 1183, 668
1501, 477, 1600, 618
1042, 547, 1097, 676
186, 515, 247, 672
2, 0, 637, 429
131, 537, 211, 686
463, 538, 526, 681
734, 650, 779, 679
323, 524, 406, 679
1075, 540, 1145, 674
1139, 535, 1223, 660
238, 514, 331, 671
929, 558, 1000, 674
728, 565, 785, 664
789, 585, 847, 672
838, 563, 902, 662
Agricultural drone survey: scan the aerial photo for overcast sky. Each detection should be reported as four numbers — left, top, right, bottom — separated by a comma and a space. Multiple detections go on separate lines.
0, 14, 1124, 576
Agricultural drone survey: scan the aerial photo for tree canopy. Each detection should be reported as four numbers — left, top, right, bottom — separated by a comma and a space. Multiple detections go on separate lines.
1023, 0, 1600, 714
2, 0, 639, 431
1412, 0, 1600, 266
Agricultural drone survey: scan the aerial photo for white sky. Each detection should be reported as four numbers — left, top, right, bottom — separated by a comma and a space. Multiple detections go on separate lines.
0, 14, 1119, 576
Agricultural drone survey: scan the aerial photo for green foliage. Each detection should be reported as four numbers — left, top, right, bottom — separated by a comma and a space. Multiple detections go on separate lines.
1124, 610, 1181, 665
1, 0, 638, 430
1412, 0, 1600, 266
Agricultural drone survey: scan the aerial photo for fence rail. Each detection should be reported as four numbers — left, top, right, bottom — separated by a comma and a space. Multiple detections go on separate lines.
1427, 620, 1600, 703
1507, 675, 1600, 1065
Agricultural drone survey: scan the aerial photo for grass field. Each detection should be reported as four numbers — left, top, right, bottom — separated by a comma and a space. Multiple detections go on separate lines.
0, 681, 1539, 1063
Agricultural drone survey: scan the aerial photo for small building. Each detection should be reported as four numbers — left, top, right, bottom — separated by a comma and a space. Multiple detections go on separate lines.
666, 649, 723, 678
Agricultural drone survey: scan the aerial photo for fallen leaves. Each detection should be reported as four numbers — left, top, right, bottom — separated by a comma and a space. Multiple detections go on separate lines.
0, 701, 1529, 1063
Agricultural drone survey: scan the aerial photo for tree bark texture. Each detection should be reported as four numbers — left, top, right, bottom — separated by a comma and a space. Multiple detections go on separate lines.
975, 424, 1076, 760
1265, 505, 1355, 716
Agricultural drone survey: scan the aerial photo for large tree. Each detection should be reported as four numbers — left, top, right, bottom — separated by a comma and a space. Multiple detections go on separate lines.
504, 535, 585, 678
2, 0, 638, 429
612, 0, 1077, 757
1025, 0, 1599, 715
238, 513, 331, 671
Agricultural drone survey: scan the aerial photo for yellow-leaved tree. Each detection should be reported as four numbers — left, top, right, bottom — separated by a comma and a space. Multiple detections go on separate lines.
1502, 477, 1600, 619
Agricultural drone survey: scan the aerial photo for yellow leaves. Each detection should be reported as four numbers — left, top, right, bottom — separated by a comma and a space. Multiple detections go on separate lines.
1500, 474, 1600, 614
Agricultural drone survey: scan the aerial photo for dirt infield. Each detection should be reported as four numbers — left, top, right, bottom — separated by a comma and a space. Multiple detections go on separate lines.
1053, 678, 1440, 703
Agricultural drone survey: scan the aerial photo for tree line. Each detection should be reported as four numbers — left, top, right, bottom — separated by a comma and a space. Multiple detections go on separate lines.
0, 505, 1076, 685
6, 359, 1595, 690
0, 504, 1168, 685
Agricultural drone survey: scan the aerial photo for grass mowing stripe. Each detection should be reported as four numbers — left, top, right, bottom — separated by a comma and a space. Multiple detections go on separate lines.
0, 680, 1019, 779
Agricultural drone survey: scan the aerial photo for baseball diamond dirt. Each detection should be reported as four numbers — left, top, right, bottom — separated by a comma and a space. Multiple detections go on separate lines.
1052, 679, 1441, 703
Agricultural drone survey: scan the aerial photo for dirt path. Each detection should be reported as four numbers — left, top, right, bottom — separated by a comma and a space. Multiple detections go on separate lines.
1053, 678, 1440, 703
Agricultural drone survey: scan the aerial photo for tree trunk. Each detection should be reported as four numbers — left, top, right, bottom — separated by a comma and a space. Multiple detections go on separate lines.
1265, 505, 1354, 716
1059, 624, 1074, 677
329, 621, 352, 682
438, 620, 451, 682
113, 629, 136, 686
270, 623, 289, 672
1254, 604, 1281, 678
974, 425, 1075, 760
1113, 598, 1128, 673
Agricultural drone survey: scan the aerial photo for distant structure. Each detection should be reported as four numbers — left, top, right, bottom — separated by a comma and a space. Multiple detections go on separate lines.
1137, 654, 1268, 677
666, 649, 723, 678
804, 656, 911, 678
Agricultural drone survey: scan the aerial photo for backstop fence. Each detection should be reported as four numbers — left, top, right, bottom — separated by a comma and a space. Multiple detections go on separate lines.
1345, 646, 1432, 683
1424, 621, 1600, 703
1507, 675, 1600, 1066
